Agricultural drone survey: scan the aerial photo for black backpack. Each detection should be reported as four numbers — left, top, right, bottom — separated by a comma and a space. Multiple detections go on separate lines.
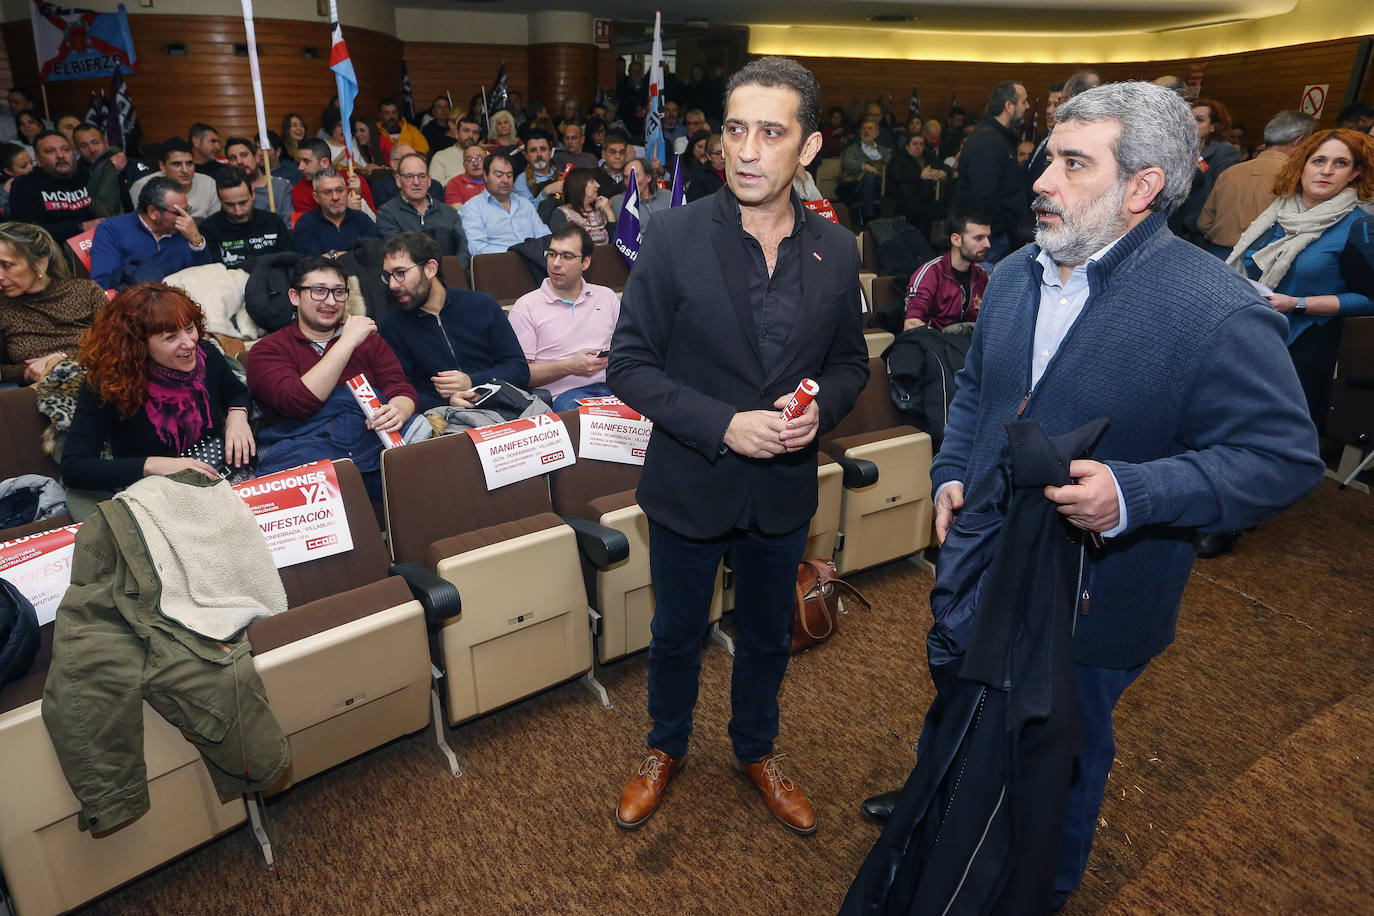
867, 216, 937, 280
882, 328, 972, 449
0, 578, 40, 690
243, 250, 305, 333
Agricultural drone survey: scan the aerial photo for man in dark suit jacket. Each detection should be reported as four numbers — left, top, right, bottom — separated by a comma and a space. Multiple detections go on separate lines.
608, 57, 870, 837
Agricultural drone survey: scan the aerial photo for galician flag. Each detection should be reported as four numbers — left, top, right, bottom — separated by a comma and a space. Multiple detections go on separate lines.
328, 0, 360, 160
644, 11, 666, 165
613, 168, 642, 268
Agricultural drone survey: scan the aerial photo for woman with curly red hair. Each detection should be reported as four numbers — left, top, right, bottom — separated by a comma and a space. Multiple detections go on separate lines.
61, 284, 254, 502
1231, 128, 1374, 428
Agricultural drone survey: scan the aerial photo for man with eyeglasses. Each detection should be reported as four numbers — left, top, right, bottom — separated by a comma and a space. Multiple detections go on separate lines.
371, 142, 444, 211
506, 224, 619, 411
89, 175, 211, 289
377, 153, 470, 269
379, 232, 528, 411
246, 255, 417, 497
459, 152, 551, 256
429, 116, 484, 188
443, 144, 489, 207
289, 138, 376, 217
293, 168, 381, 257
553, 124, 597, 172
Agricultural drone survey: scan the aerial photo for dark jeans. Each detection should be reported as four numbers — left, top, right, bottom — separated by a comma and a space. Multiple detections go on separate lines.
551, 382, 613, 412
1050, 660, 1147, 907
983, 231, 1013, 267
645, 517, 809, 762
1288, 317, 1343, 433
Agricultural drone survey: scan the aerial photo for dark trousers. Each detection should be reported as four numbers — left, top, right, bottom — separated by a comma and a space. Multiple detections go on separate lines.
1288, 318, 1343, 432
1050, 660, 1147, 905
645, 517, 809, 762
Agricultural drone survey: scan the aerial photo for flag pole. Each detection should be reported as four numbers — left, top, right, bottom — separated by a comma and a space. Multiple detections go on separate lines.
40, 84, 50, 122
240, 0, 276, 215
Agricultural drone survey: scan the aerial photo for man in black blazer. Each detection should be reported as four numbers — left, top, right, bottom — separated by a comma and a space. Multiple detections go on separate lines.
609, 57, 869, 836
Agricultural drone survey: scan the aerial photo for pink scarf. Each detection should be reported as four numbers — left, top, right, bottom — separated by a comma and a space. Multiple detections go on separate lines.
144, 347, 211, 453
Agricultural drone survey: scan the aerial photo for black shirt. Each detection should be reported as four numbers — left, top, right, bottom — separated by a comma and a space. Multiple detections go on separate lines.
200, 208, 291, 269
951, 265, 973, 321
735, 192, 805, 376
7, 169, 96, 240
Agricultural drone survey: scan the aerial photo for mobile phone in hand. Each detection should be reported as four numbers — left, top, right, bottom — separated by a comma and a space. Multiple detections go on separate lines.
595, 348, 611, 358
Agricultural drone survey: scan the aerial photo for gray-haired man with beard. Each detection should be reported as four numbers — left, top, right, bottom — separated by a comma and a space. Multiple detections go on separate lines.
858, 81, 1322, 910
378, 231, 529, 411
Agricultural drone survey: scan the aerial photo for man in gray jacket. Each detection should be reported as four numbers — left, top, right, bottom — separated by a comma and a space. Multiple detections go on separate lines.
376, 152, 470, 270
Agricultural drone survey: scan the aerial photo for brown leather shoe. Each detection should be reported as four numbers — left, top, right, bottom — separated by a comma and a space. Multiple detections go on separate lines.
615, 749, 684, 829
739, 753, 817, 836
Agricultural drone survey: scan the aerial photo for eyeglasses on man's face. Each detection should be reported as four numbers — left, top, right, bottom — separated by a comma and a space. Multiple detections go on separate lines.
545, 249, 583, 263
398, 171, 429, 182
298, 284, 348, 302
382, 263, 421, 285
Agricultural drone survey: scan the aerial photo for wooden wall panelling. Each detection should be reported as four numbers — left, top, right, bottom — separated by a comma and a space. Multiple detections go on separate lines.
528, 43, 598, 116
402, 42, 529, 118
798, 35, 1372, 139
1, 15, 401, 157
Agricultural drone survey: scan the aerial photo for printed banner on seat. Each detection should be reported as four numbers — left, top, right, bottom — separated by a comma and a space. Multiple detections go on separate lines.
233, 460, 354, 567
0, 524, 81, 626
465, 412, 575, 489
576, 397, 652, 466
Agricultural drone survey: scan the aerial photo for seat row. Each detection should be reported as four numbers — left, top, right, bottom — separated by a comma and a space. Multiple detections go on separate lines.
0, 355, 931, 915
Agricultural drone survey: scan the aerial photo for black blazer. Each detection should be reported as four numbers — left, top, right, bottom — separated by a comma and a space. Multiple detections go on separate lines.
609, 187, 870, 538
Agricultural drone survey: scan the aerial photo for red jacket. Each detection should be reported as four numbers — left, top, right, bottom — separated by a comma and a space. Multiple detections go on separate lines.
903, 252, 988, 330
291, 174, 375, 216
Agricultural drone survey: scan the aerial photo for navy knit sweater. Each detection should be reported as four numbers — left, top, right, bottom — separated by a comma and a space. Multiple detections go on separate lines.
379, 287, 530, 411
932, 212, 1324, 668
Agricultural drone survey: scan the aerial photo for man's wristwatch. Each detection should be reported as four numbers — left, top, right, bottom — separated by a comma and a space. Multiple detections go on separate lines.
1293, 297, 1307, 314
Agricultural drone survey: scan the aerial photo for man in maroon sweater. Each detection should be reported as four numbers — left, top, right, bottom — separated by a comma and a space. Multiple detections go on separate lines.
247, 256, 413, 424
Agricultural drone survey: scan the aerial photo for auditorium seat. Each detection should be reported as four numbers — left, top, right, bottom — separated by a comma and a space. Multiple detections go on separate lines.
582, 244, 630, 291
249, 459, 439, 794
470, 251, 538, 308
1329, 316, 1374, 488
439, 255, 470, 290
814, 157, 841, 200
0, 615, 248, 916
0, 387, 73, 540
809, 452, 844, 561
869, 275, 899, 312
864, 329, 895, 359
382, 431, 599, 725
821, 356, 932, 574
548, 408, 719, 664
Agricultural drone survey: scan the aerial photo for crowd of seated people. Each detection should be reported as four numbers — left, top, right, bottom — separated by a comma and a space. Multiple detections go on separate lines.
0, 77, 1367, 528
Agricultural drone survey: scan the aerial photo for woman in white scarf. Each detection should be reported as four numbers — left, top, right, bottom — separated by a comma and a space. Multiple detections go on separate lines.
1228, 128, 1374, 426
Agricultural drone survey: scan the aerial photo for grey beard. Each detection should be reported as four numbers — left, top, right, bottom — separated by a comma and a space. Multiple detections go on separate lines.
1033, 183, 1129, 266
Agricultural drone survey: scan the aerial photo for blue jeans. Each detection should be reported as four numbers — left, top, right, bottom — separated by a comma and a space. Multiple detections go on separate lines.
551, 382, 613, 412
645, 518, 809, 762
1051, 660, 1147, 907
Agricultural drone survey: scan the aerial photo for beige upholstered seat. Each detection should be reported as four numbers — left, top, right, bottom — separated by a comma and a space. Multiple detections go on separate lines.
383, 433, 592, 726
549, 409, 723, 664
822, 356, 933, 574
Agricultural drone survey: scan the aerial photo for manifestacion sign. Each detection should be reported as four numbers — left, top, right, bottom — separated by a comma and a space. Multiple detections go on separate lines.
577, 397, 652, 466
232, 460, 353, 567
0, 524, 80, 626
465, 413, 576, 489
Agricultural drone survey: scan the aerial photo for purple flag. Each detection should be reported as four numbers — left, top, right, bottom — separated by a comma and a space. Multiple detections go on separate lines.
669, 153, 685, 208
613, 169, 642, 268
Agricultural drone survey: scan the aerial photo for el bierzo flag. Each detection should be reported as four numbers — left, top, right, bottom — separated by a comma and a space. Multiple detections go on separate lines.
31, 0, 137, 82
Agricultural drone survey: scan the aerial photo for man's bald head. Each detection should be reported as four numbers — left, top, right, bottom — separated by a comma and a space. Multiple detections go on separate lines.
389, 144, 416, 169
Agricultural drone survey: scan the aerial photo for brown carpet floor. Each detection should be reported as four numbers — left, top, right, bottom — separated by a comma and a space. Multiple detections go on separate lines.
81, 480, 1373, 915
